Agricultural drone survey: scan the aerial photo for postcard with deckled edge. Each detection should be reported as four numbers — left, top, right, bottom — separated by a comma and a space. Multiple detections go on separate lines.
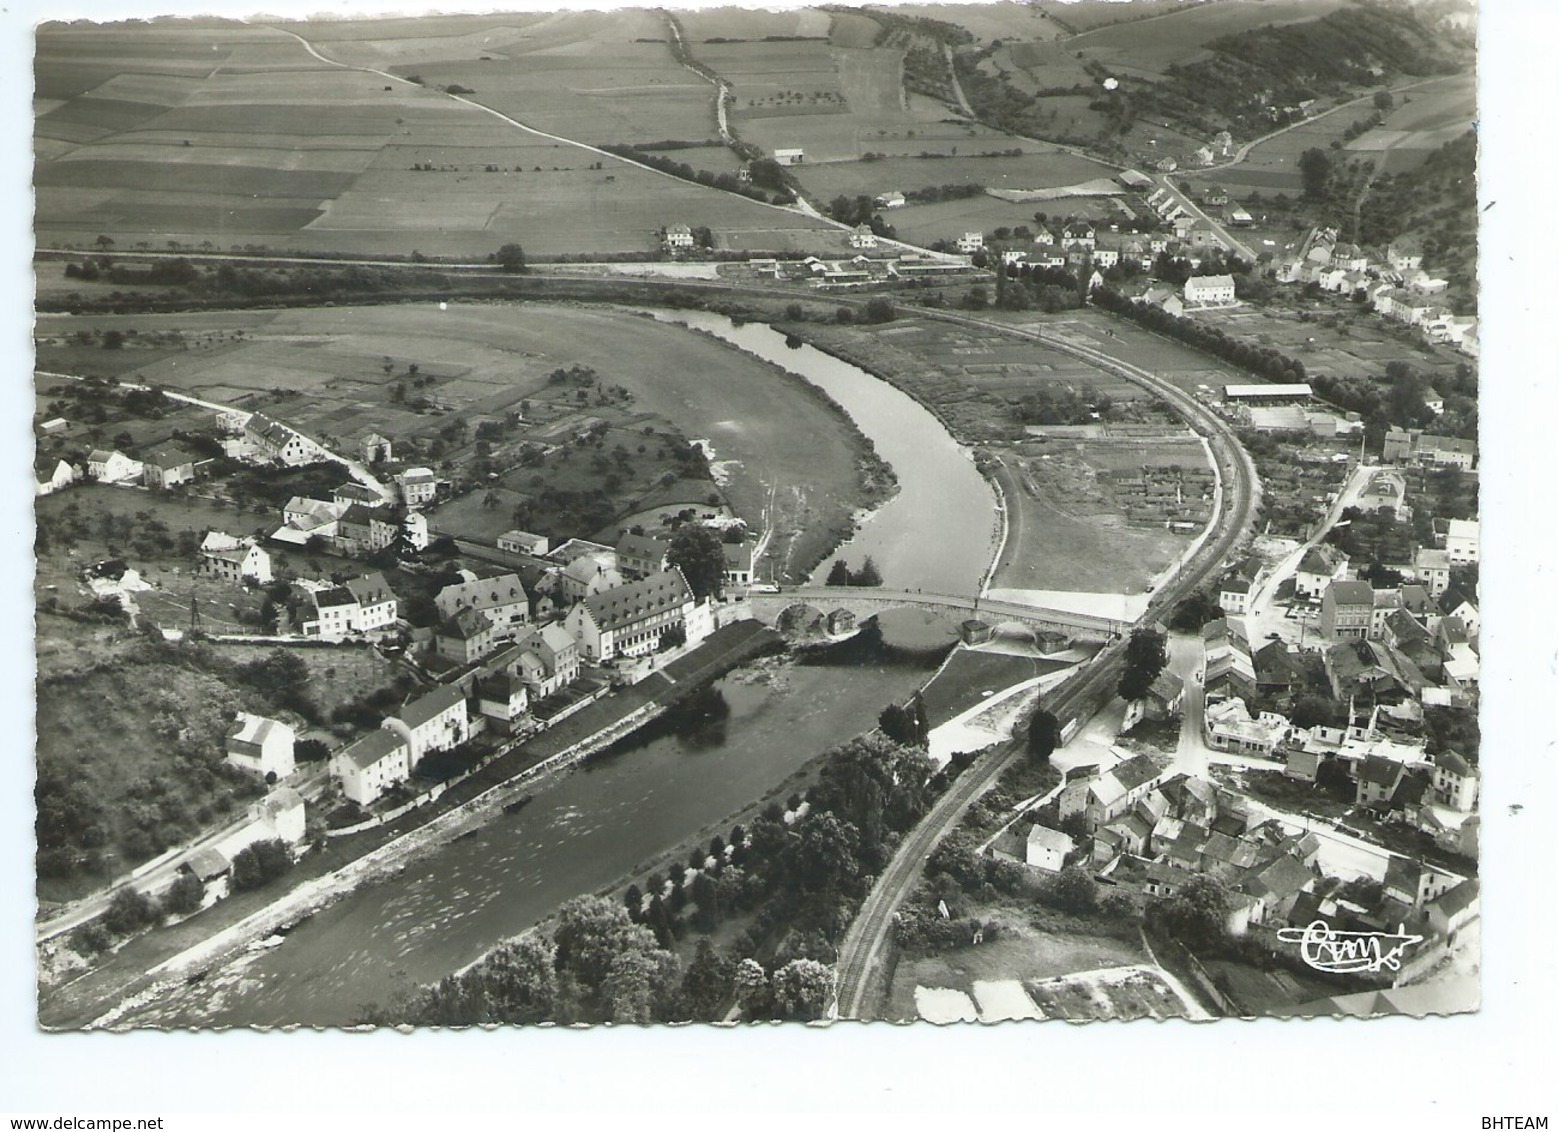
30, 0, 1481, 1030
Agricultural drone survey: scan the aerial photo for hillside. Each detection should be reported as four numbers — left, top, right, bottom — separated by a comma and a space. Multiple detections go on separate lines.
1154, 3, 1470, 137
953, 1, 1470, 160
1357, 129, 1478, 308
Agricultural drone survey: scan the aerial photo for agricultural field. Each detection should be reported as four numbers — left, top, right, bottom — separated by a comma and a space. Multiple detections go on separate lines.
35, 303, 883, 578
1061, 0, 1350, 81
893, 3, 1067, 46
793, 148, 1116, 203
885, 190, 1127, 247
34, 16, 842, 258
1341, 73, 1476, 175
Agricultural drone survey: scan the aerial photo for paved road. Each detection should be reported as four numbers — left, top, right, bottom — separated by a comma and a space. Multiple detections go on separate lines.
832, 306, 1261, 1020
1154, 174, 1257, 262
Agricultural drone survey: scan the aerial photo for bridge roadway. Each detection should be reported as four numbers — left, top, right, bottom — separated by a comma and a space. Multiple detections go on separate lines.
826, 305, 1260, 1021
38, 260, 1258, 1015
748, 586, 1128, 639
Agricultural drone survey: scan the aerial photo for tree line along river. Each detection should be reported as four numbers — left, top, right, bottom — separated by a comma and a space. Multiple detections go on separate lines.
104, 309, 1002, 1028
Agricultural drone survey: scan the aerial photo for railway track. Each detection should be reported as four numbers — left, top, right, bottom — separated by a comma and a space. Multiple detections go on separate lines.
831, 307, 1260, 1020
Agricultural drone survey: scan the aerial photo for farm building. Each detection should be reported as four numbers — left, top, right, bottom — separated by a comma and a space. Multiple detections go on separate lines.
1223, 384, 1312, 403
773, 148, 805, 166
875, 191, 905, 209
1116, 170, 1153, 191
1226, 208, 1254, 227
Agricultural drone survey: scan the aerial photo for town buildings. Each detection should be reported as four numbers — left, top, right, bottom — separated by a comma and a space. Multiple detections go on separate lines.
564, 567, 696, 662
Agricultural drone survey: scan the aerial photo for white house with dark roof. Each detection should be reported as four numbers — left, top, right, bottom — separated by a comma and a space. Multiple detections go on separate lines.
435, 573, 530, 639
1184, 274, 1236, 304
383, 684, 470, 768
436, 607, 498, 664
564, 567, 695, 662
200, 537, 272, 585
245, 414, 317, 466
615, 533, 671, 579
345, 572, 398, 630
1430, 749, 1479, 812
397, 467, 438, 508
664, 224, 694, 250
332, 729, 411, 806
1294, 545, 1349, 600
142, 444, 198, 489
849, 224, 878, 250
1025, 825, 1075, 873
87, 449, 142, 483
225, 713, 296, 781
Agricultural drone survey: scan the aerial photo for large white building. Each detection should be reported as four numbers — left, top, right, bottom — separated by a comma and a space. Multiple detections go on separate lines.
564, 568, 695, 662
1184, 274, 1236, 304
332, 730, 411, 807
383, 684, 470, 767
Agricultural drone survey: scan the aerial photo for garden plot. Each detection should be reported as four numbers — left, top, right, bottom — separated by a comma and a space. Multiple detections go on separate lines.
971, 979, 1044, 1021
1024, 965, 1191, 1021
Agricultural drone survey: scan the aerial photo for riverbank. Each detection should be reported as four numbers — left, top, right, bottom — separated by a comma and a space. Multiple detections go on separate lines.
641, 309, 899, 582
39, 622, 781, 1030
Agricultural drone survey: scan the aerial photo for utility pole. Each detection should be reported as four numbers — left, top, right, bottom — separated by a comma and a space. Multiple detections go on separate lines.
189, 591, 202, 634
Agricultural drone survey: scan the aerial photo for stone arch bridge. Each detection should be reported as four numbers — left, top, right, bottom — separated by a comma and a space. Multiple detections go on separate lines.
746, 587, 1127, 643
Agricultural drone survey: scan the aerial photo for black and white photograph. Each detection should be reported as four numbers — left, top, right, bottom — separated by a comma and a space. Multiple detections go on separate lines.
5, 0, 1556, 1119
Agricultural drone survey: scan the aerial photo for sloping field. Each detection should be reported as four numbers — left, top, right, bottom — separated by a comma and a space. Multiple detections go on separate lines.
1342, 73, 1476, 174
1065, 0, 1347, 79
34, 17, 842, 257
885, 191, 1125, 247
678, 7, 833, 42
795, 149, 1113, 200
892, 3, 1067, 45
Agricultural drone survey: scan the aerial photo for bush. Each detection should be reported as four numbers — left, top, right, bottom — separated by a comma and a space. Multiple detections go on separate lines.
230, 838, 293, 892
102, 886, 159, 935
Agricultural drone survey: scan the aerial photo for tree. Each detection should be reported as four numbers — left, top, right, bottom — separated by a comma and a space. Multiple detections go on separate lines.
666, 525, 726, 600
864, 297, 896, 324
681, 938, 734, 1020
160, 870, 205, 917
851, 556, 882, 587
770, 958, 834, 1021
732, 957, 770, 1017
495, 242, 527, 273
1152, 873, 1233, 953
102, 886, 159, 935
1045, 865, 1099, 914
1373, 89, 1394, 112
230, 838, 293, 892
1117, 627, 1169, 702
1298, 148, 1333, 200
551, 895, 664, 1004
1027, 709, 1059, 762
826, 559, 851, 586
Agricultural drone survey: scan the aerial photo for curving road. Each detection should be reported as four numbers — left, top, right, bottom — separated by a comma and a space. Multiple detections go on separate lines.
831, 306, 1261, 1021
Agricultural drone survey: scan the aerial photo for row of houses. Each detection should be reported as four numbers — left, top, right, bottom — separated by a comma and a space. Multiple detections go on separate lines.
1382, 427, 1476, 470
1278, 232, 1478, 358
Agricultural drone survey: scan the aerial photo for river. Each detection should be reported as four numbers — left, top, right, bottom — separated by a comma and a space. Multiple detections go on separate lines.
650, 310, 999, 594
101, 309, 1000, 1027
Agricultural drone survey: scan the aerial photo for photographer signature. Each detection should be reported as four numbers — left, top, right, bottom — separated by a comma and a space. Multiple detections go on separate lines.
1276, 921, 1425, 974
